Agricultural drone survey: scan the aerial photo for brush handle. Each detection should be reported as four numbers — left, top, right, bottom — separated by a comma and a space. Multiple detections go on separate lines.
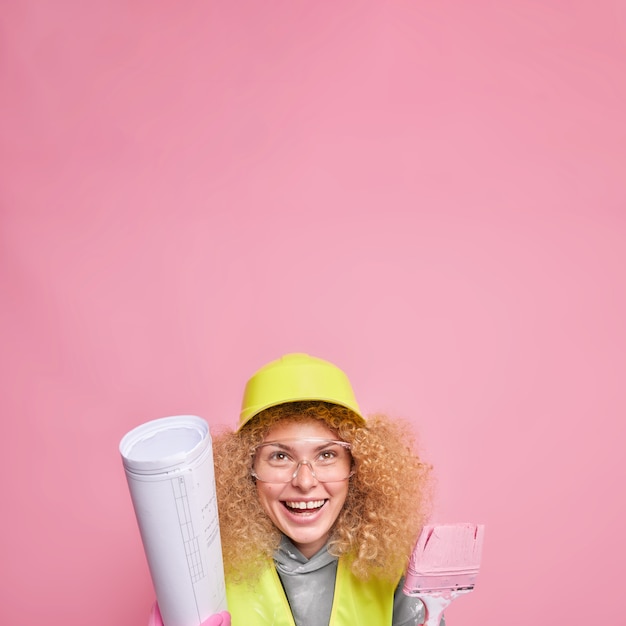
419, 594, 452, 626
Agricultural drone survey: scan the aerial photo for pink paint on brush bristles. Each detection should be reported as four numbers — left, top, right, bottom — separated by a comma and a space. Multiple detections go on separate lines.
403, 523, 485, 626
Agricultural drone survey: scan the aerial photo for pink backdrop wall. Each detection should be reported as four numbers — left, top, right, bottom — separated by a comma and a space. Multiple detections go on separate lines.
2, 2, 625, 625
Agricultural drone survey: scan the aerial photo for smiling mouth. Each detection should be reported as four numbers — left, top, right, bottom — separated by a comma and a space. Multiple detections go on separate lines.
283, 499, 327, 513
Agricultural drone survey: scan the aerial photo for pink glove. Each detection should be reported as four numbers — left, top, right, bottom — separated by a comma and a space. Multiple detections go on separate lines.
148, 602, 231, 626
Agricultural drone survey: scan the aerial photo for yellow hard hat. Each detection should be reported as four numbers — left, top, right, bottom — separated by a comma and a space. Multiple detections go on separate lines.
238, 353, 364, 429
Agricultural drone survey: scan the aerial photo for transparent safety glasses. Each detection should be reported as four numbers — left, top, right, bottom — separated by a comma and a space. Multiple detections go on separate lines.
251, 437, 354, 483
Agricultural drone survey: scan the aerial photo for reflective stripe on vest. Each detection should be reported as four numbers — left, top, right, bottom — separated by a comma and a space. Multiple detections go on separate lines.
226, 557, 397, 625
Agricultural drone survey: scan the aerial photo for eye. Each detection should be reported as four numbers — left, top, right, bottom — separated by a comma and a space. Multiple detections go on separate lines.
267, 450, 292, 464
316, 448, 339, 463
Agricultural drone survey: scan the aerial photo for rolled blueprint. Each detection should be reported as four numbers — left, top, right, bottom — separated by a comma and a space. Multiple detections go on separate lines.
120, 415, 227, 626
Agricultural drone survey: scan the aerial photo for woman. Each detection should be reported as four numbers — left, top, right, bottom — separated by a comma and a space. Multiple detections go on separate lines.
153, 353, 436, 625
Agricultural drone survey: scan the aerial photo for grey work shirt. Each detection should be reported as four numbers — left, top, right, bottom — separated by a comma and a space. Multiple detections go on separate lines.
274, 536, 437, 626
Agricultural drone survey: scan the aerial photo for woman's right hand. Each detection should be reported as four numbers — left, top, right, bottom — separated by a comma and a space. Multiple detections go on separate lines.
199, 613, 230, 626
202, 613, 231, 626
148, 602, 231, 626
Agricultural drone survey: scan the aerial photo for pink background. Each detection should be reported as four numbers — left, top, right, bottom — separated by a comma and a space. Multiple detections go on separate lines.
2, 1, 625, 625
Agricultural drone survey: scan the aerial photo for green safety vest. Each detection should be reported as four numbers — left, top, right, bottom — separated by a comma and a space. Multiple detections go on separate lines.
226, 556, 398, 625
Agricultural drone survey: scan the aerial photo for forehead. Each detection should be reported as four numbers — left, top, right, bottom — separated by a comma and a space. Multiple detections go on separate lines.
263, 418, 338, 442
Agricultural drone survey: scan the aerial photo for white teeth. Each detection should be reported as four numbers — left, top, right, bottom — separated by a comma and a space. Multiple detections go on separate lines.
285, 500, 325, 510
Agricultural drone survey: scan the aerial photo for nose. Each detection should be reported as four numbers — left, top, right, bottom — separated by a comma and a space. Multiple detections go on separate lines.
291, 460, 318, 488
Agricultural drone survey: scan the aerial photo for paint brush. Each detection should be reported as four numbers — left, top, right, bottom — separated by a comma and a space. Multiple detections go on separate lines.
403, 523, 485, 626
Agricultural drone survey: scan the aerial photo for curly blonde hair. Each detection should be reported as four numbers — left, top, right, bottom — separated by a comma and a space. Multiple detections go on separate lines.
212, 401, 433, 583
